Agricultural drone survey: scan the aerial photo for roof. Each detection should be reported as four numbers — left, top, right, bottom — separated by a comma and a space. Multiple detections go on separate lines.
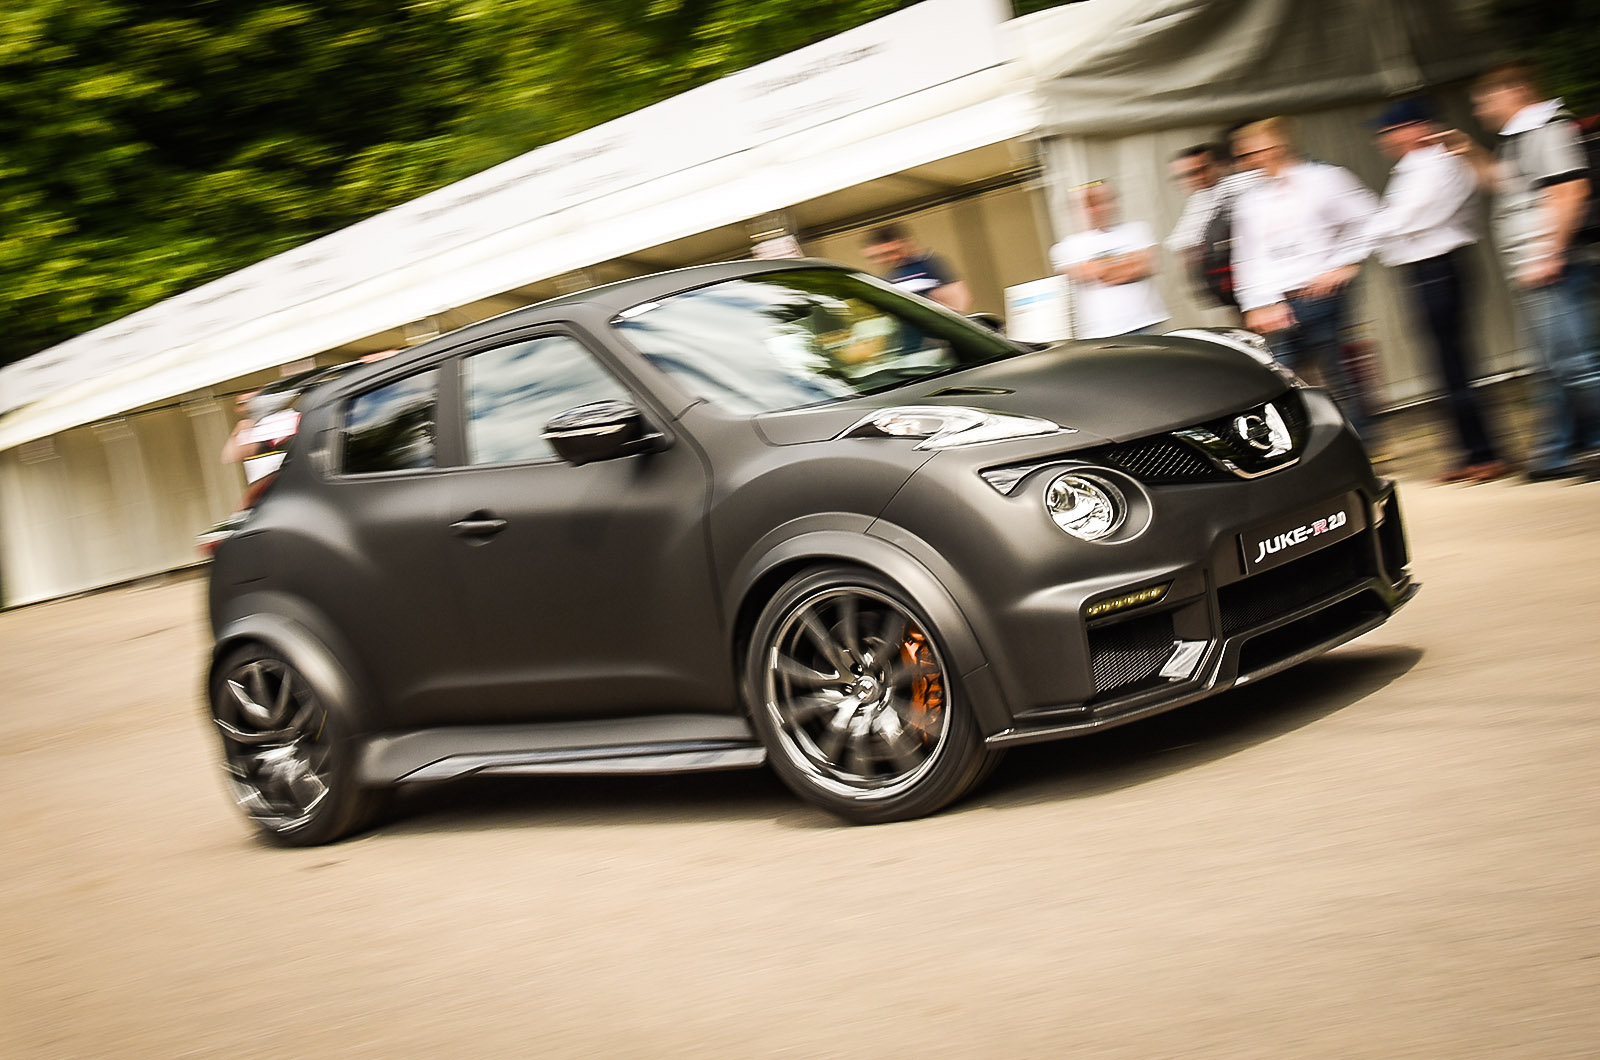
402, 258, 850, 353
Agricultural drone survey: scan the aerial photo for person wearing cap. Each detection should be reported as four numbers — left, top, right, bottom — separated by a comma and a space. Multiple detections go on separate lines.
1370, 97, 1510, 483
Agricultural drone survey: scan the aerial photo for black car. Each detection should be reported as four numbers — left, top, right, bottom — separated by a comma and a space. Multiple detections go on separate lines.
206, 259, 1415, 844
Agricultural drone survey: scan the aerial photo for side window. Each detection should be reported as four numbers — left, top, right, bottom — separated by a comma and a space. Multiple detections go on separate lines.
464, 334, 631, 465
343, 370, 438, 474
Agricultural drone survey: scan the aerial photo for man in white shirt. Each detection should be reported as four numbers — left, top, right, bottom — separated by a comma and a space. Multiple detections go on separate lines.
1051, 181, 1169, 339
1370, 97, 1509, 483
1231, 117, 1379, 439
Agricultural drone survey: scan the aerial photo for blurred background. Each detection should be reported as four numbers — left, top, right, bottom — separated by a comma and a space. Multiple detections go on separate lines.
0, 0, 1596, 606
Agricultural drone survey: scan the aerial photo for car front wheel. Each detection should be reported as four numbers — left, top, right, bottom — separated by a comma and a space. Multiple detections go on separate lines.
746, 566, 1000, 823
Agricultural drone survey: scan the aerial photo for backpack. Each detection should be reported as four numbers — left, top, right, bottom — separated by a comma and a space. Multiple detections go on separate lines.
1576, 114, 1600, 245
1195, 196, 1238, 310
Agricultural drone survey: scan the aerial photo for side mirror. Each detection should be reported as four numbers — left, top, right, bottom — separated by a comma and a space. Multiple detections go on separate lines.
543, 401, 668, 466
967, 312, 1005, 333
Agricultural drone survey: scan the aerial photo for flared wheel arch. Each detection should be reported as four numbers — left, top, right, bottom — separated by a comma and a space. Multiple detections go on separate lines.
206, 604, 376, 738
741, 562, 1003, 822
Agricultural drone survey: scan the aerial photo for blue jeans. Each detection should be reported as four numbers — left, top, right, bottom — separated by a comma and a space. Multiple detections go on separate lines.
1268, 291, 1372, 440
1514, 262, 1600, 470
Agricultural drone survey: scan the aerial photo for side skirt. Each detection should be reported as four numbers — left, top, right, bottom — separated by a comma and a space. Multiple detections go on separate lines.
359, 713, 765, 785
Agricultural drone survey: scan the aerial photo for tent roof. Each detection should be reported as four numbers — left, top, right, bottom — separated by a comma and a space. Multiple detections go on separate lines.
1021, 0, 1500, 136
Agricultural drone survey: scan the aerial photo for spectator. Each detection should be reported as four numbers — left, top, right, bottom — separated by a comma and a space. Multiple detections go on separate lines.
1442, 60, 1600, 480
1166, 141, 1258, 314
1231, 116, 1379, 439
861, 224, 973, 313
1369, 97, 1510, 483
1051, 180, 1169, 339
220, 390, 263, 468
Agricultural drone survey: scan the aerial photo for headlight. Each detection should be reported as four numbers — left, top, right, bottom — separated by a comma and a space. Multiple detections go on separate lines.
1044, 473, 1124, 541
840, 405, 1069, 450
1166, 327, 1307, 389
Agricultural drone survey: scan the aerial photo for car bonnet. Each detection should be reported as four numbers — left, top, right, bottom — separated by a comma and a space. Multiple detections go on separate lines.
754, 338, 1285, 447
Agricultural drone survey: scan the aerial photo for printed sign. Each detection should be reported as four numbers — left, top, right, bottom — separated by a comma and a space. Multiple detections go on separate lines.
1004, 276, 1073, 343
1239, 494, 1367, 574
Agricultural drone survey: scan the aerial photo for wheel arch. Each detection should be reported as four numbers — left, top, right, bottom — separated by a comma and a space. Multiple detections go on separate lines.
207, 593, 375, 733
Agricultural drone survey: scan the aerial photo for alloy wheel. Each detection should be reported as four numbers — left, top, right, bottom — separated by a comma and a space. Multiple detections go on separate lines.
761, 585, 950, 800
214, 657, 334, 834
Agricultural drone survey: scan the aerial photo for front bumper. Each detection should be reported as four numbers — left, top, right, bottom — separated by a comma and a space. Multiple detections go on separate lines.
985, 480, 1415, 746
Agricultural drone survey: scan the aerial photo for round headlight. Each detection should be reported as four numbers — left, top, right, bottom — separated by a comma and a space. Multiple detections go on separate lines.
1044, 473, 1124, 541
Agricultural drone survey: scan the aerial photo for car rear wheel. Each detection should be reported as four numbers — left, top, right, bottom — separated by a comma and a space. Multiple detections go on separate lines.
209, 645, 381, 846
746, 566, 999, 823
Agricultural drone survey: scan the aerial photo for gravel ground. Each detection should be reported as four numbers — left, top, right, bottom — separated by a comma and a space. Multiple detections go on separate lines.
2, 474, 1598, 1058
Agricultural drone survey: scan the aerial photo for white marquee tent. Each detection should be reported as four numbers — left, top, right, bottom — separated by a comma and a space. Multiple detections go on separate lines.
0, 0, 1045, 606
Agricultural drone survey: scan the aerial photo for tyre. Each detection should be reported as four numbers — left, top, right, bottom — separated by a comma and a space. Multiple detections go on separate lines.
208, 644, 382, 846
745, 566, 1001, 823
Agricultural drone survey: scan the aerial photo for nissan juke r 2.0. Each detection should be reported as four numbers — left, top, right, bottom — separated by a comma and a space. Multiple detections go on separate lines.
205, 260, 1415, 844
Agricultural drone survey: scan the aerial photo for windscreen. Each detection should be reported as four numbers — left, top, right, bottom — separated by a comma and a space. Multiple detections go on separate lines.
612, 270, 1021, 415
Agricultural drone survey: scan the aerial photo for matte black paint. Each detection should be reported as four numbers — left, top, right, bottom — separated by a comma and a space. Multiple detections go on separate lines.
209, 259, 1414, 800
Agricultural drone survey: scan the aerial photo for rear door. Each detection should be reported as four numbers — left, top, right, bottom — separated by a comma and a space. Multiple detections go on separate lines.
439, 327, 726, 724
285, 365, 478, 724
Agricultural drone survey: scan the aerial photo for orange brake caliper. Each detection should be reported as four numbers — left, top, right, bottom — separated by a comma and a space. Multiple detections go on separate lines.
900, 629, 944, 742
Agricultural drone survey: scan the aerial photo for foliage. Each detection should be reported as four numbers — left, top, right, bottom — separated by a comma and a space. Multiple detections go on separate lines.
427, 1, 933, 183
0, 0, 485, 367
6, 0, 1017, 367
1487, 0, 1600, 115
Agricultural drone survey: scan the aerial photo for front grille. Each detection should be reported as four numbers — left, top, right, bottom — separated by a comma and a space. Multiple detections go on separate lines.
1176, 389, 1309, 478
1084, 390, 1307, 485
1098, 439, 1221, 482
981, 390, 1309, 489
1278, 387, 1309, 435
1088, 611, 1175, 695
1218, 533, 1376, 635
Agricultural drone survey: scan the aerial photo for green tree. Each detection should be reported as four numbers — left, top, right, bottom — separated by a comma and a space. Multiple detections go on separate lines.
0, 0, 485, 367
436, 0, 924, 182
1488, 0, 1600, 114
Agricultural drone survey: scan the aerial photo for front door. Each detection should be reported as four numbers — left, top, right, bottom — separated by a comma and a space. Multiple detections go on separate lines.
440, 330, 726, 725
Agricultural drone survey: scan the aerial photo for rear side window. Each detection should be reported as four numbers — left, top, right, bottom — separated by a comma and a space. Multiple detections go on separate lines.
343, 370, 438, 474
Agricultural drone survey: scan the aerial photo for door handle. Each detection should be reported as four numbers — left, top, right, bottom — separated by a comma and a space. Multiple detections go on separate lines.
450, 515, 508, 538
